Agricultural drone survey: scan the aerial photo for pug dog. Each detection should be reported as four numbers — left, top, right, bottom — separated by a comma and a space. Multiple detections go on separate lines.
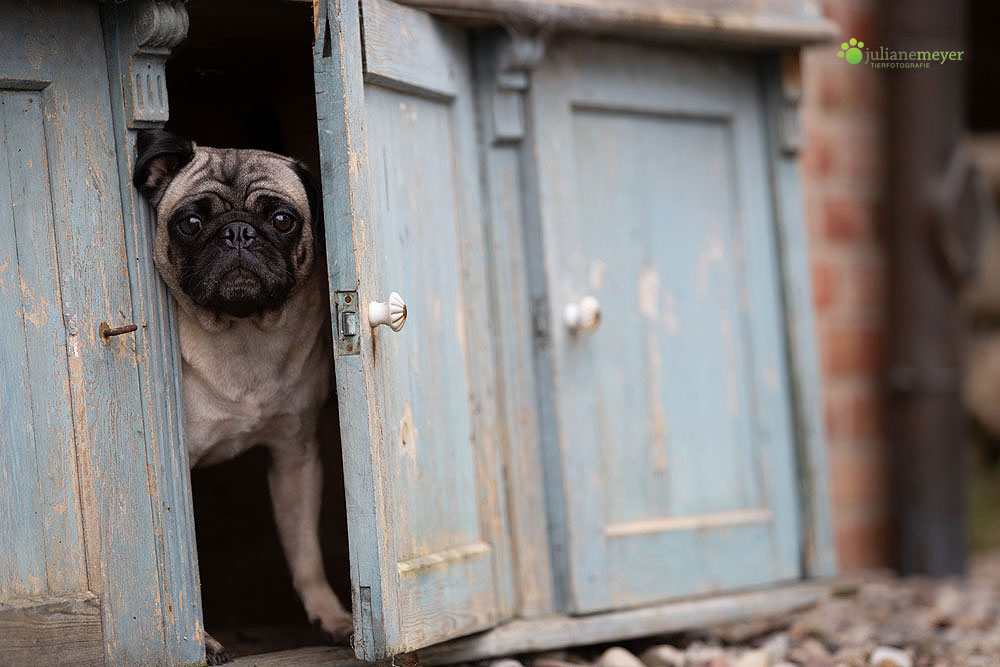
133, 129, 352, 665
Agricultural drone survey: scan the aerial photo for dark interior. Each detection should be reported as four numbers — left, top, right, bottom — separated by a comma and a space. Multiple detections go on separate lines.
164, 0, 350, 657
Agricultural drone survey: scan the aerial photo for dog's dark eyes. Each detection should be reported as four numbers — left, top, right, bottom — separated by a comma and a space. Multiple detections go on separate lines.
272, 212, 296, 233
177, 215, 203, 236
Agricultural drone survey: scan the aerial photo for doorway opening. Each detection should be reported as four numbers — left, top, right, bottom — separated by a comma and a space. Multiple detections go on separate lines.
164, 0, 350, 657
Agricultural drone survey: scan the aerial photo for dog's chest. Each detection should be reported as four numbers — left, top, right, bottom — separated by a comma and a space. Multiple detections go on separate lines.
179, 310, 330, 466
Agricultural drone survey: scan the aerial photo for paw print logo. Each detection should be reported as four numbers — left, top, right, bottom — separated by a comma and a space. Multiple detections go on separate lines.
838, 37, 864, 64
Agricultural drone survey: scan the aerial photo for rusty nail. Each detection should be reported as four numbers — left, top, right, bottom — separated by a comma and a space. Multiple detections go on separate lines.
344, 295, 352, 304
100, 322, 138, 339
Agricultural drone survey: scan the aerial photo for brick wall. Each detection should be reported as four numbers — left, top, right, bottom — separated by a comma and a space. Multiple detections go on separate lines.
800, 0, 889, 571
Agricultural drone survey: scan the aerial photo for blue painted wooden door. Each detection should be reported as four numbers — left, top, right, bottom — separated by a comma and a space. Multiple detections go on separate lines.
1, 2, 201, 664
529, 41, 803, 613
313, 0, 513, 658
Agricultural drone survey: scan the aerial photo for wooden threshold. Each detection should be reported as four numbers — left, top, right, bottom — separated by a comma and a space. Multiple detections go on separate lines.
230, 581, 827, 666
420, 581, 827, 664
0, 593, 104, 667
230, 646, 365, 666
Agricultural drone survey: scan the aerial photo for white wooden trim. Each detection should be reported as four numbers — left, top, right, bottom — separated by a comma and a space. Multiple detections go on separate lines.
393, 0, 838, 48
604, 509, 773, 537
397, 541, 493, 574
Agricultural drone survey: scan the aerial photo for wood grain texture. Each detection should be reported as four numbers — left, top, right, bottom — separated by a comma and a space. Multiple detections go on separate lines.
527, 39, 802, 613
469, 30, 556, 619
420, 582, 827, 664
100, 1, 205, 662
759, 54, 837, 579
230, 645, 365, 667
315, 0, 513, 657
0, 2, 192, 663
361, 0, 462, 98
0, 595, 105, 667
313, 1, 391, 657
392, 0, 837, 48
2, 90, 89, 598
0, 92, 50, 602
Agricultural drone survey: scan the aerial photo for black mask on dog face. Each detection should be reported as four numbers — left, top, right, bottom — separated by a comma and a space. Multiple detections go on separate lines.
133, 129, 322, 320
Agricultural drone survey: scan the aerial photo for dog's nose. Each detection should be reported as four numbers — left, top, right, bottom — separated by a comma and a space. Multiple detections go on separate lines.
220, 222, 258, 249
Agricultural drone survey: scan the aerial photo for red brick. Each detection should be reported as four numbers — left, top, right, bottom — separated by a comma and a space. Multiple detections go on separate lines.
825, 386, 883, 443
830, 447, 889, 505
821, 325, 884, 375
812, 258, 839, 311
824, 197, 870, 242
835, 513, 890, 572
822, 1, 879, 44
830, 123, 883, 182
801, 127, 833, 178
803, 191, 826, 243
818, 64, 885, 114
843, 255, 886, 312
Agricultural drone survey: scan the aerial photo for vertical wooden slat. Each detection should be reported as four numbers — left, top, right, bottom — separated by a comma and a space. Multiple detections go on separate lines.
470, 31, 556, 618
760, 55, 837, 578
0, 92, 48, 603
100, 1, 204, 662
2, 90, 88, 596
313, 1, 392, 658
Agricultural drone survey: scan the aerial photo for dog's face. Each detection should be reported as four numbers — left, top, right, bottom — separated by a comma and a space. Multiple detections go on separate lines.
133, 130, 321, 319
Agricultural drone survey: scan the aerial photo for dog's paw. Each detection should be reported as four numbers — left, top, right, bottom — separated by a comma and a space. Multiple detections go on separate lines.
205, 633, 233, 665
313, 615, 354, 646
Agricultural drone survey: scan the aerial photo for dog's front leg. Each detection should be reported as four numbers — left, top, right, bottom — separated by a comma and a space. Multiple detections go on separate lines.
268, 439, 354, 645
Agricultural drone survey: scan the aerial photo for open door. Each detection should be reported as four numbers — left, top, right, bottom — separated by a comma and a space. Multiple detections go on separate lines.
313, 0, 513, 659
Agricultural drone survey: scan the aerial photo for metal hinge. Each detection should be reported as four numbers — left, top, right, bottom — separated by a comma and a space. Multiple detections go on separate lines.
334, 291, 361, 356
531, 296, 549, 344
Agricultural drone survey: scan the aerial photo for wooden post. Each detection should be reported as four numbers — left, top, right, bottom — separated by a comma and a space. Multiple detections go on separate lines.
885, 0, 968, 575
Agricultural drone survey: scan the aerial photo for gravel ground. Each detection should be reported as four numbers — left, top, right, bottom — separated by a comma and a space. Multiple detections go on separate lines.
486, 551, 1000, 667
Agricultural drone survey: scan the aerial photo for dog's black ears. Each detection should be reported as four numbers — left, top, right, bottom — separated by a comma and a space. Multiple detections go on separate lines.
133, 129, 195, 209
292, 160, 325, 247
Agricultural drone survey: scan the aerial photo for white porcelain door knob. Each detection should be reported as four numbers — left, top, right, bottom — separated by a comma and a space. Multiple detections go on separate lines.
564, 295, 600, 334
369, 292, 407, 332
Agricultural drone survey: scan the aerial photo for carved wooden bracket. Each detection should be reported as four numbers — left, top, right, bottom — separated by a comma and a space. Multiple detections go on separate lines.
119, 0, 189, 126
488, 28, 546, 143
777, 51, 803, 155
496, 27, 546, 90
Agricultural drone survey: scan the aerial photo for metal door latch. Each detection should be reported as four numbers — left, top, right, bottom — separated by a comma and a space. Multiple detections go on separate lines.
335, 291, 361, 356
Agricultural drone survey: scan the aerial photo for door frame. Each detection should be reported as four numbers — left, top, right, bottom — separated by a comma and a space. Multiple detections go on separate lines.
0, 2, 203, 665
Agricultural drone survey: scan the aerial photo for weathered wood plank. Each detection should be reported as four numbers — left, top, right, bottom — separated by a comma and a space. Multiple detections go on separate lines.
316, 0, 512, 657
100, 2, 205, 662
2, 89, 88, 598
420, 582, 827, 665
361, 33, 512, 654
760, 54, 837, 578
228, 583, 825, 667
392, 0, 837, 48
470, 31, 556, 619
0, 91, 48, 604
314, 0, 392, 658
361, 0, 463, 98
230, 645, 365, 667
1, 2, 171, 663
0, 595, 105, 667
527, 39, 802, 613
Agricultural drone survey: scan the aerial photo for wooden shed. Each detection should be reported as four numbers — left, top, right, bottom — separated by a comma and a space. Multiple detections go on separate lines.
0, 0, 837, 664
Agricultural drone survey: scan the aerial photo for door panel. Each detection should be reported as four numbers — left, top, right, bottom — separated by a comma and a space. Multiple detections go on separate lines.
530, 41, 801, 613
313, 0, 512, 658
0, 1, 185, 663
